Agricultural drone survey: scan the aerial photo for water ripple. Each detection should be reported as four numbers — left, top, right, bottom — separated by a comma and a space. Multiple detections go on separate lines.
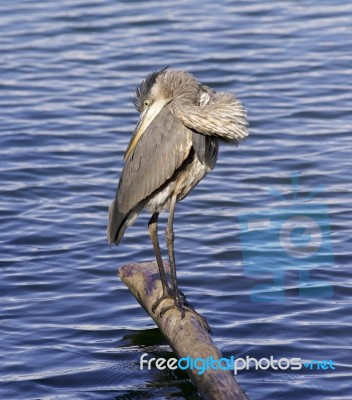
1, 0, 351, 399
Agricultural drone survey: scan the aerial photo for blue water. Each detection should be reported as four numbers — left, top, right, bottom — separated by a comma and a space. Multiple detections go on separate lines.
1, 1, 351, 399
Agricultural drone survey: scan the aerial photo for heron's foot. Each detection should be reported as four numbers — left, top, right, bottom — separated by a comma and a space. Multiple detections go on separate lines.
152, 289, 188, 314
158, 296, 212, 335
158, 297, 187, 319
151, 289, 173, 314
179, 290, 192, 307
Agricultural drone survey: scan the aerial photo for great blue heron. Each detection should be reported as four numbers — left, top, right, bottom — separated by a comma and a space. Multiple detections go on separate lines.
108, 67, 248, 320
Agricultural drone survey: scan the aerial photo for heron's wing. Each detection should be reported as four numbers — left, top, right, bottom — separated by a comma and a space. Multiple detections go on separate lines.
192, 131, 218, 171
118, 105, 192, 213
108, 104, 192, 244
171, 91, 248, 144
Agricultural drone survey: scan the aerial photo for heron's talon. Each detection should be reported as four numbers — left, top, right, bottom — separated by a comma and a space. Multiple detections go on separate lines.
152, 290, 189, 314
153, 294, 212, 333
159, 301, 188, 318
178, 291, 194, 309
151, 292, 173, 313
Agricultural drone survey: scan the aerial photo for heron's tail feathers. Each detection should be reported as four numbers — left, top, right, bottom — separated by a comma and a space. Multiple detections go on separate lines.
107, 198, 127, 246
172, 91, 248, 144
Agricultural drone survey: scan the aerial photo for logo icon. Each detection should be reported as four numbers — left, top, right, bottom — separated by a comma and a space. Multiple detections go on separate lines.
238, 174, 334, 302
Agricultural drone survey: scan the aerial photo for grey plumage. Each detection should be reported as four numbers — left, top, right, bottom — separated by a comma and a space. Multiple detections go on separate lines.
108, 67, 248, 320
108, 104, 192, 244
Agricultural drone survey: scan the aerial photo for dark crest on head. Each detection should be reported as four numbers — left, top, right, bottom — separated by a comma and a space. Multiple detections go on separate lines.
132, 67, 169, 113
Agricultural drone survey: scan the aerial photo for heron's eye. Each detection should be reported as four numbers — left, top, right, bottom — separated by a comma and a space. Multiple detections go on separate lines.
144, 99, 150, 107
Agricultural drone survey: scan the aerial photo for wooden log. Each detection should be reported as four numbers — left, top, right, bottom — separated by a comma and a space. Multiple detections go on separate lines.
118, 261, 248, 400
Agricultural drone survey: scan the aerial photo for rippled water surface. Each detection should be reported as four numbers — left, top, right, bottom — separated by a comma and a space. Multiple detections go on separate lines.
1, 1, 351, 399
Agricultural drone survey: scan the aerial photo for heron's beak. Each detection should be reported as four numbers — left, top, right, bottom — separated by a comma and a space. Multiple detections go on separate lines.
124, 100, 166, 161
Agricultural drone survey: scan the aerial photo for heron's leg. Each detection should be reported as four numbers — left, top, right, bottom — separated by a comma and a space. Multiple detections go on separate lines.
164, 193, 185, 315
148, 213, 173, 313
159, 194, 212, 333
148, 212, 169, 293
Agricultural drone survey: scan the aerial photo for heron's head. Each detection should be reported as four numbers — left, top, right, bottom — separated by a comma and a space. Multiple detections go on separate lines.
124, 68, 200, 160
133, 67, 200, 113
